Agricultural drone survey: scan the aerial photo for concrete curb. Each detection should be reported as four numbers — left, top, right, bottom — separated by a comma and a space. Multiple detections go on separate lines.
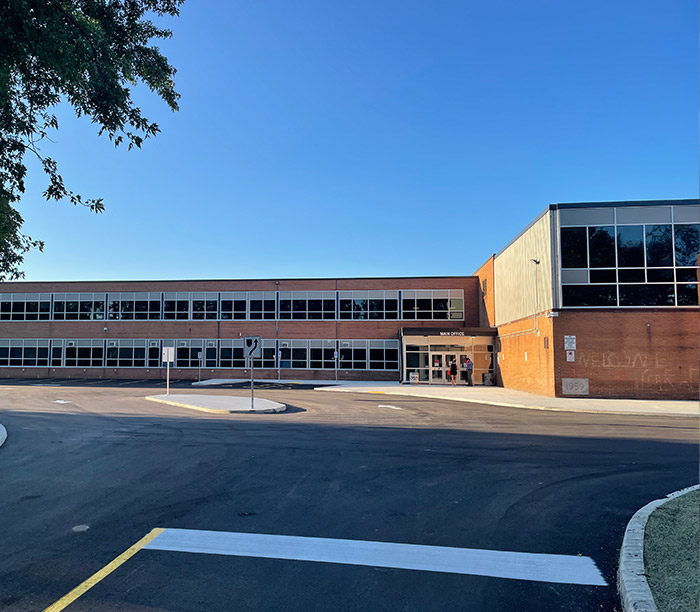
618, 484, 700, 612
314, 387, 696, 417
144, 396, 286, 414
0, 423, 6, 449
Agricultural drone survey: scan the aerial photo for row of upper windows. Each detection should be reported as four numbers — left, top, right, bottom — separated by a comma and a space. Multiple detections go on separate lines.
0, 338, 400, 371
560, 223, 699, 269
0, 289, 465, 322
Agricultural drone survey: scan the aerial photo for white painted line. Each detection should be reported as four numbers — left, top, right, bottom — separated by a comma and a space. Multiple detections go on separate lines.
378, 404, 403, 410
144, 529, 607, 586
54, 400, 72, 404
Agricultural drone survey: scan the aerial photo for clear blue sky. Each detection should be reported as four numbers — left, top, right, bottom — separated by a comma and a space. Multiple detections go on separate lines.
17, 0, 699, 281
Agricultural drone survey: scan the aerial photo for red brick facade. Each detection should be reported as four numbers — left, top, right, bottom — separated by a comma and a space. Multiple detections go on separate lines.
493, 309, 699, 399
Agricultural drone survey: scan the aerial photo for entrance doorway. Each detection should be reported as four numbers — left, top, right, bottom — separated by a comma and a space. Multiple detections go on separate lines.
430, 352, 469, 384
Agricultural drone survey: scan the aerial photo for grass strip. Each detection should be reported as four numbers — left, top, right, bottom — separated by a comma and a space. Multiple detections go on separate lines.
644, 489, 699, 612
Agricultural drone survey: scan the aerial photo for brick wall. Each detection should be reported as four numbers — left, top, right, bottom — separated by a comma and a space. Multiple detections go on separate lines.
553, 309, 699, 399
473, 255, 495, 328
494, 314, 555, 396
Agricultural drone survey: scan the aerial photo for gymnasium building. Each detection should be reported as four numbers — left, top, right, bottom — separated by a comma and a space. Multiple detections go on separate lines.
0, 198, 697, 399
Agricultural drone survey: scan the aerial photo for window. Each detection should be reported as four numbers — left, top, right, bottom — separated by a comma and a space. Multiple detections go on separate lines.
220, 339, 245, 368
339, 340, 368, 369
252, 340, 277, 368
645, 225, 673, 267
0, 339, 50, 366
191, 292, 218, 320
220, 292, 247, 320
562, 285, 617, 307
163, 293, 190, 320
619, 285, 674, 307
401, 290, 463, 320
0, 293, 52, 321
108, 292, 161, 320
106, 339, 149, 367
588, 226, 615, 268
368, 340, 399, 370
338, 291, 398, 320
62, 340, 104, 367
560, 227, 587, 268
617, 226, 644, 267
279, 292, 334, 320
309, 340, 336, 369
560, 211, 700, 308
55, 293, 105, 320
674, 224, 700, 267
175, 340, 205, 368
677, 284, 699, 306
249, 292, 276, 320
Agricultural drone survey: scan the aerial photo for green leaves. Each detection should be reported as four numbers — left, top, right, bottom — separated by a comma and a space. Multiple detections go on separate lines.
0, 0, 183, 280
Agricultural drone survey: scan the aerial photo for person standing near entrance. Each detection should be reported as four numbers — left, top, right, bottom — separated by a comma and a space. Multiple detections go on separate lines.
449, 359, 458, 386
465, 357, 474, 386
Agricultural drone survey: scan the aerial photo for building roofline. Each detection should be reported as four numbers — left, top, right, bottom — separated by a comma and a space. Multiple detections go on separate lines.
0, 274, 476, 286
548, 198, 699, 210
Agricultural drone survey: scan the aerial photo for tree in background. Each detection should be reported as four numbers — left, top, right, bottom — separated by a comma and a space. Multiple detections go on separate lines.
0, 0, 183, 280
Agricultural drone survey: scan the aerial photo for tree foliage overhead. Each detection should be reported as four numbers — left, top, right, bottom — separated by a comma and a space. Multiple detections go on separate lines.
0, 0, 183, 280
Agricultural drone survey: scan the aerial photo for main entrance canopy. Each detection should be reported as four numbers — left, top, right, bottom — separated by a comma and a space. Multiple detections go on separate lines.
401, 327, 497, 385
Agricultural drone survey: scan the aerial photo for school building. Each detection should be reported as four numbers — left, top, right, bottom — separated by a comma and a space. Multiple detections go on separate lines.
0, 198, 697, 399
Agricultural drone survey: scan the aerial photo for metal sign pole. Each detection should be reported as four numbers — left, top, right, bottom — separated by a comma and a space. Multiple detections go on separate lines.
166, 360, 170, 396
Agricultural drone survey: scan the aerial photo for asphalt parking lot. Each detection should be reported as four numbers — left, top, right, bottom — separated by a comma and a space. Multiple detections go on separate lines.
0, 381, 697, 611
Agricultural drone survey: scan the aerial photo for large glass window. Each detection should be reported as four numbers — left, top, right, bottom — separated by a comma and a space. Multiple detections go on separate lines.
588, 226, 615, 268
562, 285, 617, 307
674, 224, 700, 267
645, 225, 673, 267
619, 285, 674, 307
617, 226, 644, 267
561, 227, 587, 268
560, 211, 700, 307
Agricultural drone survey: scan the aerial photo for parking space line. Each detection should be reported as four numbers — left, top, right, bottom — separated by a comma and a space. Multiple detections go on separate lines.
43, 528, 164, 612
144, 528, 607, 586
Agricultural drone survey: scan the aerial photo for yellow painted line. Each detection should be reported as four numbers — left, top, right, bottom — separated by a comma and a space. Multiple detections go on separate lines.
144, 396, 230, 414
43, 528, 164, 612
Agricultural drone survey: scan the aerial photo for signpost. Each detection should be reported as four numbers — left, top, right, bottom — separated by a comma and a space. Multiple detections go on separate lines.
162, 347, 175, 395
244, 336, 262, 410
197, 351, 203, 382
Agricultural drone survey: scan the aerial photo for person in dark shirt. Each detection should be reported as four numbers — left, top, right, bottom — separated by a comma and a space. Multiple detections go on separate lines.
449, 359, 458, 386
465, 357, 474, 386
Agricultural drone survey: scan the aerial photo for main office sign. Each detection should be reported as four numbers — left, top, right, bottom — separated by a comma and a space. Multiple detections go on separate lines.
439, 331, 465, 336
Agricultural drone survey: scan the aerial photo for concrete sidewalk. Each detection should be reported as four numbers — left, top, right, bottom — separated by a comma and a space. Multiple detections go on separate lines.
145, 394, 286, 414
314, 383, 698, 417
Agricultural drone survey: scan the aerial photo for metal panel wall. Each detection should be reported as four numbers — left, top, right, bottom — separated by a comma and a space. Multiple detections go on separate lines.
494, 211, 554, 326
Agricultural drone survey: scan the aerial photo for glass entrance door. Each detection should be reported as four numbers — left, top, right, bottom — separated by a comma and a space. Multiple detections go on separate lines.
430, 353, 443, 383
444, 353, 457, 384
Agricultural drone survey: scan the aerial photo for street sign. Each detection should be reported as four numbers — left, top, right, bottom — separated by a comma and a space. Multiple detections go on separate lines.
162, 347, 175, 363
244, 336, 262, 358
564, 335, 577, 350
197, 351, 202, 360
566, 350, 575, 362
